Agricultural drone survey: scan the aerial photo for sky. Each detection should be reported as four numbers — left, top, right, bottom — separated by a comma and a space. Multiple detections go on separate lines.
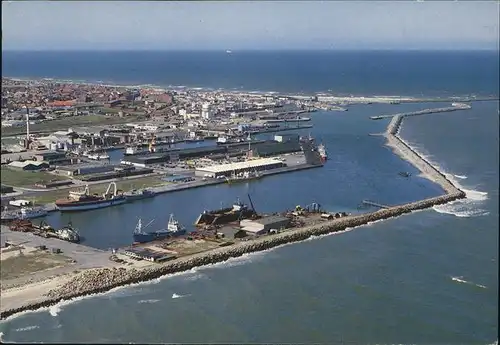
2, 1, 499, 51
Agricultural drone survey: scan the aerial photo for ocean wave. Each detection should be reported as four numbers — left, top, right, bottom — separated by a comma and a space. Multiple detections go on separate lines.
48, 305, 61, 317
172, 293, 188, 299
450, 276, 487, 289
398, 137, 489, 218
183, 272, 208, 281
14, 325, 39, 332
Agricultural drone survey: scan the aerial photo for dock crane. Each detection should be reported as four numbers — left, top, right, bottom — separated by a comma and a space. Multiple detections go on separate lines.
247, 193, 256, 214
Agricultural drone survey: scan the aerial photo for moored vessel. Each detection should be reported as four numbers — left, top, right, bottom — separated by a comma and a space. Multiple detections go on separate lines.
55, 182, 126, 212
317, 143, 327, 162
194, 196, 258, 227
124, 189, 156, 202
226, 170, 261, 184
133, 214, 186, 244
1, 206, 48, 222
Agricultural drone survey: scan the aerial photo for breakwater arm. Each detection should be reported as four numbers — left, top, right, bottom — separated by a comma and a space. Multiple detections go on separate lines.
0, 108, 467, 320
370, 104, 471, 120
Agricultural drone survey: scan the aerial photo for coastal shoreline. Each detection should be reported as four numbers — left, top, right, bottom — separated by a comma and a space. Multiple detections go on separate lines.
3, 77, 498, 104
0, 107, 467, 321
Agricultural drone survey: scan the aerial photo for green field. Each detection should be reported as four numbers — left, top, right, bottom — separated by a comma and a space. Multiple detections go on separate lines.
1, 115, 144, 136
0, 166, 68, 188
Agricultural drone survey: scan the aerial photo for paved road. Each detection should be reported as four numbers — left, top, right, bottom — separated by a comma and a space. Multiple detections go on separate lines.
0, 226, 114, 269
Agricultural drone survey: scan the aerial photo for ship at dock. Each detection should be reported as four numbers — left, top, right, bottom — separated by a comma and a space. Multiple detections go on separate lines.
317, 143, 327, 162
133, 214, 186, 244
1, 206, 48, 223
195, 196, 258, 227
226, 170, 262, 184
55, 182, 126, 212
123, 189, 156, 202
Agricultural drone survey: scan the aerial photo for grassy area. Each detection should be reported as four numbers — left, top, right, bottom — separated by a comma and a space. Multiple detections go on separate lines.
33, 175, 169, 204
0, 252, 71, 281
1, 166, 68, 188
1, 115, 144, 136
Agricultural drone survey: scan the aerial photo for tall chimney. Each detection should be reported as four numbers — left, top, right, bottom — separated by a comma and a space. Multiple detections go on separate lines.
25, 106, 30, 139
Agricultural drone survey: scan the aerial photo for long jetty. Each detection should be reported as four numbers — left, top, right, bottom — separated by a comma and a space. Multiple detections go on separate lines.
370, 104, 471, 120
0, 111, 467, 320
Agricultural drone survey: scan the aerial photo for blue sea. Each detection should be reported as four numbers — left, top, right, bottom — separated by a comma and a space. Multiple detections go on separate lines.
0, 51, 498, 343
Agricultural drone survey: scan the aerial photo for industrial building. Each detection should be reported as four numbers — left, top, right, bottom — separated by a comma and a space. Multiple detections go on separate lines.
55, 163, 115, 176
122, 247, 176, 262
8, 160, 50, 171
33, 151, 71, 165
1, 185, 14, 194
121, 135, 305, 167
239, 216, 291, 235
195, 158, 286, 178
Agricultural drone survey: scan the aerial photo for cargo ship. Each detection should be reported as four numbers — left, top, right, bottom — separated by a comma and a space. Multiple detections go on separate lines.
195, 196, 258, 227
55, 182, 126, 212
133, 214, 186, 243
123, 189, 156, 202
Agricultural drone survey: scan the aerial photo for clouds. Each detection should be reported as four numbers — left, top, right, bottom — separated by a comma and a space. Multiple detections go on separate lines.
2, 1, 498, 50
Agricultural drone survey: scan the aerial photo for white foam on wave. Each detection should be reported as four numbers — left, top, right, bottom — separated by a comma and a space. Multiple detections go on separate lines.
399, 138, 489, 218
137, 299, 160, 304
48, 305, 61, 317
451, 276, 487, 289
172, 293, 187, 299
14, 325, 39, 332
0, 332, 4, 343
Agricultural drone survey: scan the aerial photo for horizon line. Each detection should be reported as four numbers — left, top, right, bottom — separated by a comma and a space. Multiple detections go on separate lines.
3, 47, 499, 53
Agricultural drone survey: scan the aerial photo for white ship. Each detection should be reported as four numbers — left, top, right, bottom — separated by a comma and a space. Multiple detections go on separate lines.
226, 170, 261, 184
317, 144, 327, 162
87, 153, 110, 160
1, 207, 48, 221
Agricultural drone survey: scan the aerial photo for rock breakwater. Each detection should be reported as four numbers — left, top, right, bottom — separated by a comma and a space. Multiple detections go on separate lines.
0, 112, 466, 320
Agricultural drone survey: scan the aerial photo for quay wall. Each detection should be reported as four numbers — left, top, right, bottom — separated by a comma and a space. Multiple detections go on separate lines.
0, 114, 467, 320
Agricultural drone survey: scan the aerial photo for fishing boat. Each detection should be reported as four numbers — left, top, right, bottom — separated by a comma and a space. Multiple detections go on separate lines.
1, 206, 48, 222
123, 189, 156, 202
133, 214, 186, 244
317, 143, 327, 162
55, 182, 126, 212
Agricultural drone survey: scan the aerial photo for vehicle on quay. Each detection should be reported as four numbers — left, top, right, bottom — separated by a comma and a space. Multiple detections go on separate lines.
133, 214, 186, 244
55, 182, 126, 212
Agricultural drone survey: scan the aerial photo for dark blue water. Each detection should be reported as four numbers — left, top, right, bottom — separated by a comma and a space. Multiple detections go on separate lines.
0, 51, 498, 343
2, 50, 499, 96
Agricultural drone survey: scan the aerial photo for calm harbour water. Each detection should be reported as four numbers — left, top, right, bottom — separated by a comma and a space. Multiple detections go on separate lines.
0, 51, 498, 343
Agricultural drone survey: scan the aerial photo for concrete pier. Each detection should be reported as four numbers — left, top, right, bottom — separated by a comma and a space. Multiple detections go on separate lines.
0, 111, 466, 320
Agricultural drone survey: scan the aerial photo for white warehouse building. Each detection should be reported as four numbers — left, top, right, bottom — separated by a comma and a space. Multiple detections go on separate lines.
195, 158, 286, 178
